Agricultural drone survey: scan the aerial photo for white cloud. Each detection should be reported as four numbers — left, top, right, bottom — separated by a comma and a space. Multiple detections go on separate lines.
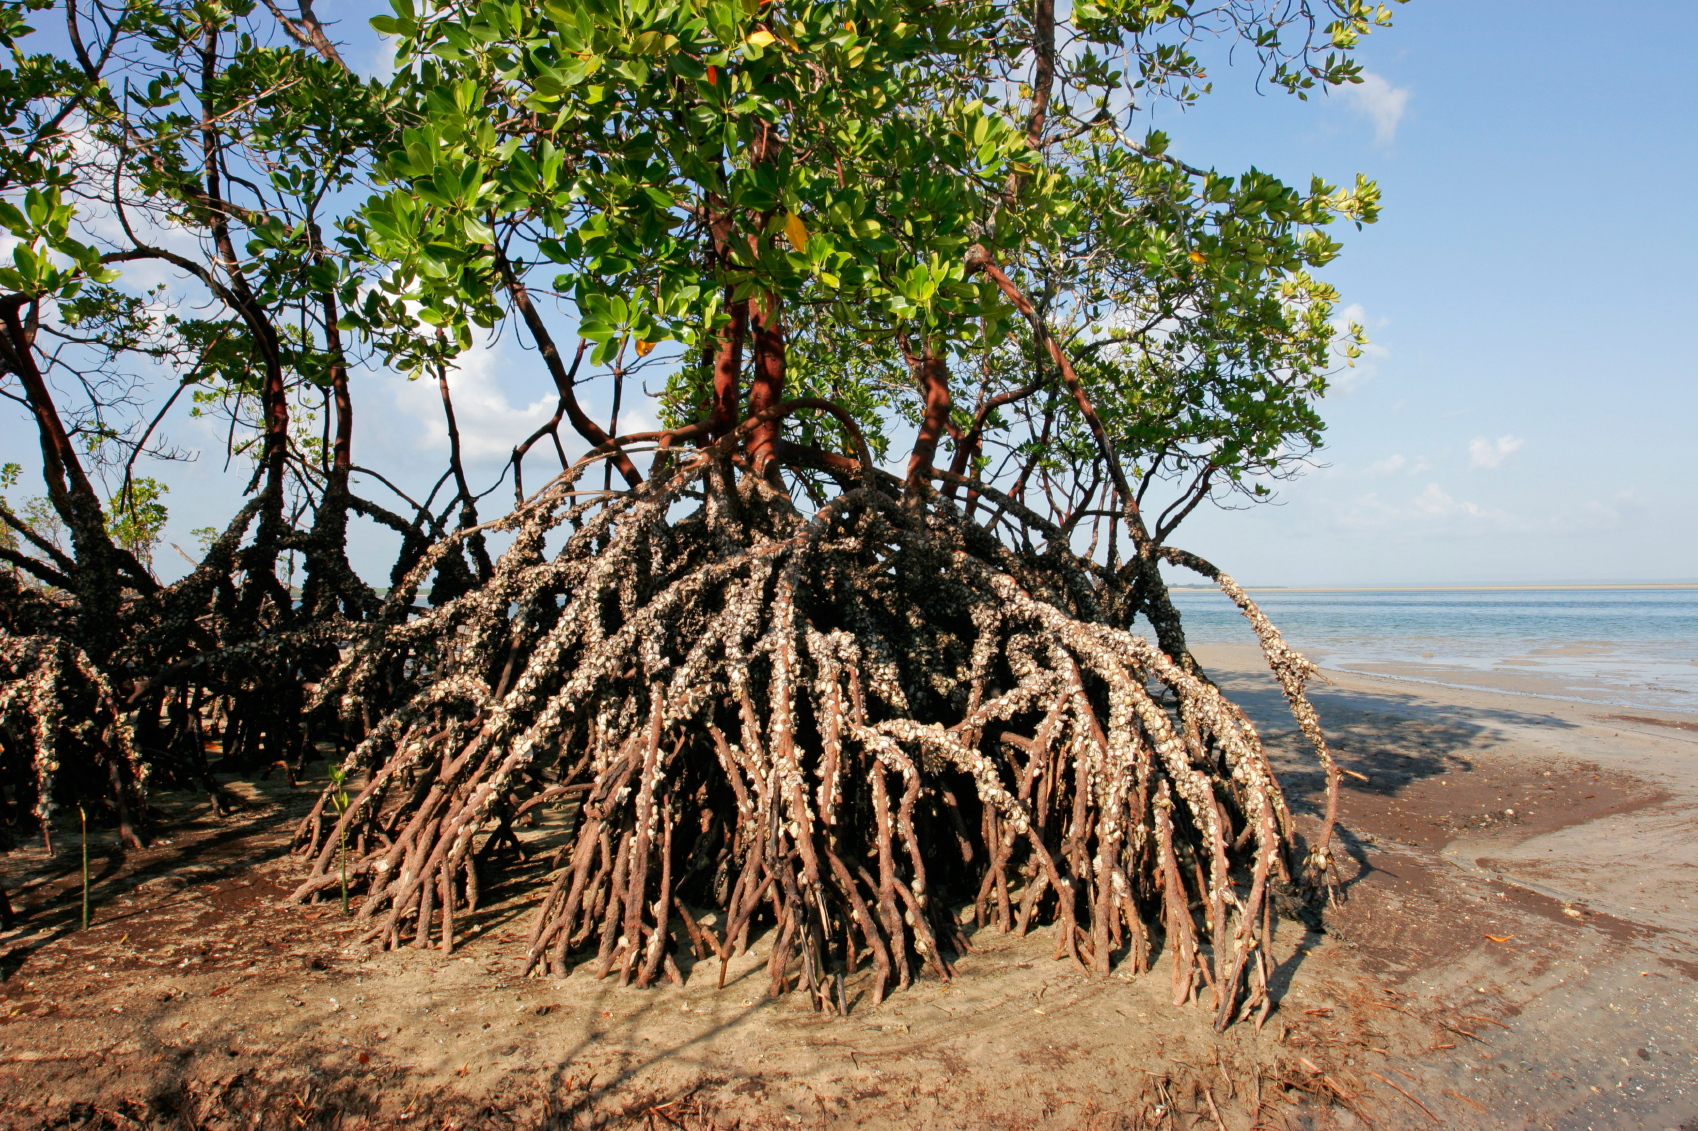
1412, 482, 1493, 519
1300, 477, 1664, 548
386, 345, 558, 465
374, 338, 671, 476
616, 406, 659, 437
1468, 434, 1524, 470
1343, 72, 1410, 145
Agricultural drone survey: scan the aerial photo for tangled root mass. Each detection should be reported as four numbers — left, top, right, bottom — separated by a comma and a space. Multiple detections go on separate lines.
288, 452, 1338, 1029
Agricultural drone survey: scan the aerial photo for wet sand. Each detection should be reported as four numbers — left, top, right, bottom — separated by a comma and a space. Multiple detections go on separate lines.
0, 648, 1693, 1129
1198, 642, 1698, 1129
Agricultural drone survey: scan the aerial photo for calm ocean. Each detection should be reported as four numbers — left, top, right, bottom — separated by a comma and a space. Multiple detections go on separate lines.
1153, 587, 1698, 715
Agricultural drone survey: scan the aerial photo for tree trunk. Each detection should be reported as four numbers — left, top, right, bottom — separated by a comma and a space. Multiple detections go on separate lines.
710, 292, 747, 439
0, 296, 122, 658
748, 292, 786, 481
907, 338, 953, 493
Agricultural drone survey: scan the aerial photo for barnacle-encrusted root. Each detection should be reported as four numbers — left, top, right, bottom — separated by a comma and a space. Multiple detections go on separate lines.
287, 458, 1331, 1028
0, 631, 147, 853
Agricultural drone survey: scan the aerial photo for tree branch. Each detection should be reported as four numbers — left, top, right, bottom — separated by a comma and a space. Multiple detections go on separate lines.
260, 0, 348, 70
496, 251, 642, 488
0, 546, 73, 590
965, 246, 1145, 536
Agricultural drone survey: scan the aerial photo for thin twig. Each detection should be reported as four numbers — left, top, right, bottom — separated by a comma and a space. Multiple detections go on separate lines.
1368, 1071, 1438, 1123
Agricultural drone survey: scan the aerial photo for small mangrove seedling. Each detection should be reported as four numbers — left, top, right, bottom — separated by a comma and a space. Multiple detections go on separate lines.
79, 804, 89, 930
330, 767, 351, 914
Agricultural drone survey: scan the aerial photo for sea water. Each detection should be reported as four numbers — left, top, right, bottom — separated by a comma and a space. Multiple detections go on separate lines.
1153, 587, 1698, 715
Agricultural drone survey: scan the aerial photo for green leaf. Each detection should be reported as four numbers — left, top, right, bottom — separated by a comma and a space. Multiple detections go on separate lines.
463, 215, 495, 243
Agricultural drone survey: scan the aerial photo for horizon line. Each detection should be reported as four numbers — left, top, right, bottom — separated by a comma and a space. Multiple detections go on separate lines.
1170, 583, 1698, 593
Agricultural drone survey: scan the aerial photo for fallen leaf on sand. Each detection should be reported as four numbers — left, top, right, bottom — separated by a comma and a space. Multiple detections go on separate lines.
1485, 935, 1512, 943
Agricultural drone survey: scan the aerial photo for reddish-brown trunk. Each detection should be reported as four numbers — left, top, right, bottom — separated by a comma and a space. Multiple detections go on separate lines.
1027, 0, 1056, 149
743, 120, 788, 479
202, 24, 288, 517
907, 340, 952, 490
298, 289, 360, 618
967, 247, 1137, 525
709, 293, 746, 438
748, 292, 785, 477
261, 349, 288, 494
944, 425, 982, 508
0, 299, 99, 510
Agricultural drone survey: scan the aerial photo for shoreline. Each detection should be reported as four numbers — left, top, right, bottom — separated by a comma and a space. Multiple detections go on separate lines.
1317, 659, 1698, 721
1160, 584, 1698, 717
1187, 638, 1698, 722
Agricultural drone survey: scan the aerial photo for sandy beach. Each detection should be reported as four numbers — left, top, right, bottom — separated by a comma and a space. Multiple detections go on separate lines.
0, 647, 1693, 1130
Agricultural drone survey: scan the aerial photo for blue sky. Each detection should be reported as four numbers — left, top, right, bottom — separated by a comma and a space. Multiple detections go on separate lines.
1145, 2, 1698, 584
5, 2, 1694, 586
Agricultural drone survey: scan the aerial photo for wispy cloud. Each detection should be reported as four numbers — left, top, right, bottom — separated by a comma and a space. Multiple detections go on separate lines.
1573, 489, 1648, 532
1343, 72, 1410, 145
1312, 479, 1525, 540
1299, 478, 1662, 548
1468, 434, 1524, 470
1365, 453, 1428, 477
